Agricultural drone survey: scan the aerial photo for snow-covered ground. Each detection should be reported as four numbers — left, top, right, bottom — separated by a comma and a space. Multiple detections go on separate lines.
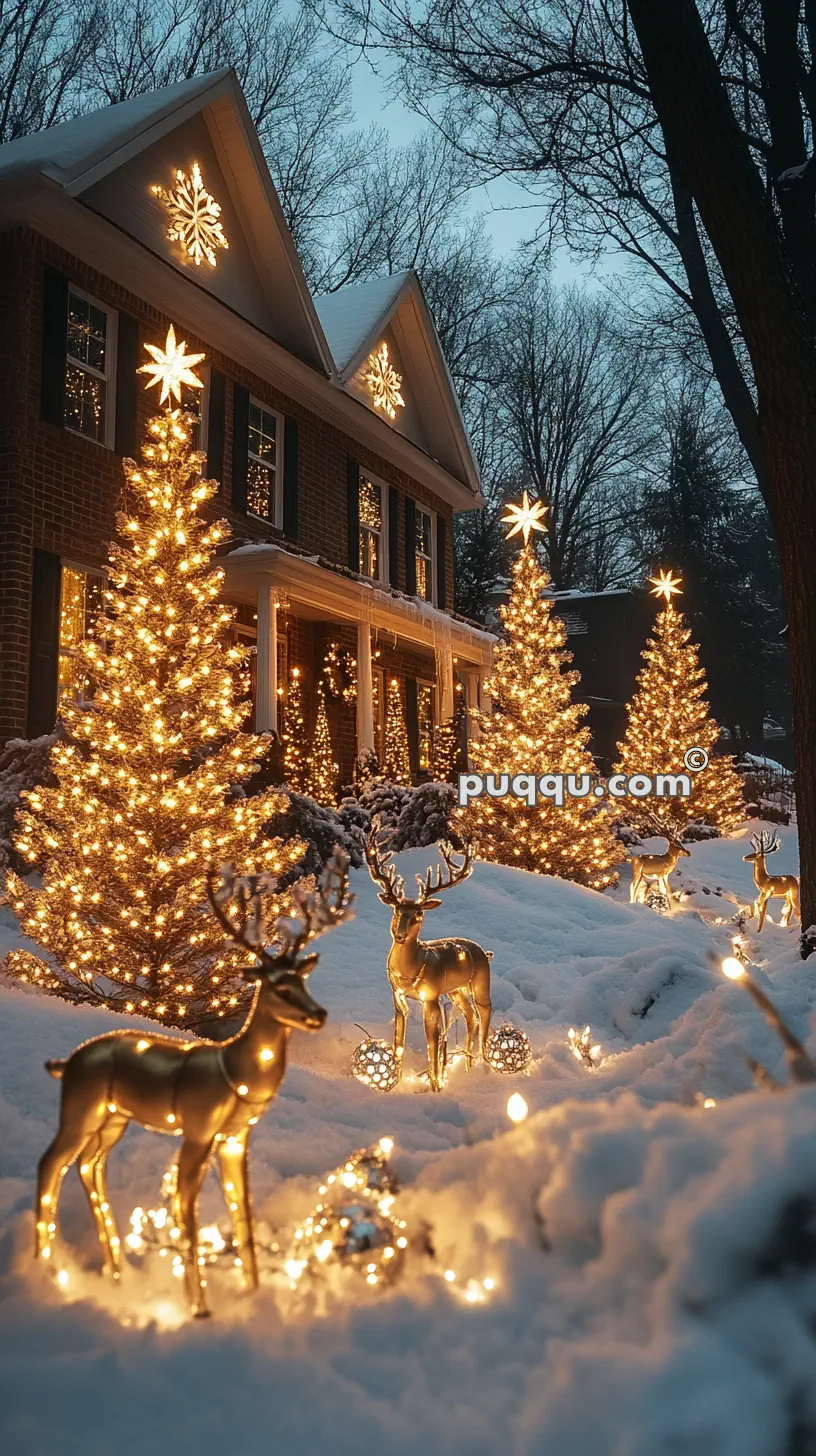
1, 822, 815, 1455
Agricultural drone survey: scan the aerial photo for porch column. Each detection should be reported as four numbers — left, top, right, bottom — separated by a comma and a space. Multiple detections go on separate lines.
464, 670, 481, 744
356, 619, 375, 755
255, 585, 278, 732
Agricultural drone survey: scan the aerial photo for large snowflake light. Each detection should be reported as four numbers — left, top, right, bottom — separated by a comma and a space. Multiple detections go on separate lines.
365, 342, 405, 421
153, 162, 229, 268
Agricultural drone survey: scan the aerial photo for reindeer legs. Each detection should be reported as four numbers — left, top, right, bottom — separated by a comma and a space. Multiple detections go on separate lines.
217, 1132, 258, 1291
77, 1118, 128, 1276
174, 1138, 215, 1318
392, 986, 409, 1078
449, 989, 479, 1068
35, 1125, 88, 1265
422, 1001, 445, 1092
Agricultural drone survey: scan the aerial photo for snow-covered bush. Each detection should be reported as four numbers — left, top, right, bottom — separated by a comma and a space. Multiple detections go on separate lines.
737, 754, 794, 825
0, 729, 59, 878
264, 790, 363, 881
338, 779, 462, 851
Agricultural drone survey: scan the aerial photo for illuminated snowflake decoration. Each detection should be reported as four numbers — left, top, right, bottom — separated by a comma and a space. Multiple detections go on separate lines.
365, 342, 405, 421
153, 162, 229, 268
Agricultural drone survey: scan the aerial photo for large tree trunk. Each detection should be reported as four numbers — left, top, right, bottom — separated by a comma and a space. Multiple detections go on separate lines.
627, 0, 816, 937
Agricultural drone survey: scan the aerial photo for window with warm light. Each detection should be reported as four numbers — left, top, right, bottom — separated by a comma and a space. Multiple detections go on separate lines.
359, 475, 386, 581
58, 565, 104, 703
247, 399, 281, 522
417, 680, 435, 771
415, 507, 435, 602
372, 665, 385, 758
180, 373, 208, 458
65, 289, 117, 446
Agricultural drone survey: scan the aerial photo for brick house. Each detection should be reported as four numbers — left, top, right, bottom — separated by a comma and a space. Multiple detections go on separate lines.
0, 69, 493, 783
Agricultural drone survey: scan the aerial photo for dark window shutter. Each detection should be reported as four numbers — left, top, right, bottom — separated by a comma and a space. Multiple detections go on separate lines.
231, 383, 250, 512
436, 514, 447, 609
114, 311, 139, 458
41, 268, 68, 426
206, 368, 226, 483
388, 486, 399, 587
282, 417, 299, 538
346, 457, 360, 571
27, 549, 61, 737
404, 676, 419, 780
404, 497, 417, 595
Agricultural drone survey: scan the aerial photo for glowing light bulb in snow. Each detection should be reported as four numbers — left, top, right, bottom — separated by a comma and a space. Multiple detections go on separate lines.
506, 1092, 528, 1124
721, 956, 746, 980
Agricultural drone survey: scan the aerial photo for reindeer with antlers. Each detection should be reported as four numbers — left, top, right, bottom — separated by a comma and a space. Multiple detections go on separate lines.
366, 827, 492, 1091
629, 813, 691, 908
744, 830, 800, 931
34, 851, 353, 1317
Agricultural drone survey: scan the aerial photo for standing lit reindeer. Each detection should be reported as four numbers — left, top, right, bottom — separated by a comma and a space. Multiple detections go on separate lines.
629, 816, 691, 907
34, 851, 353, 1317
366, 827, 492, 1091
743, 830, 800, 930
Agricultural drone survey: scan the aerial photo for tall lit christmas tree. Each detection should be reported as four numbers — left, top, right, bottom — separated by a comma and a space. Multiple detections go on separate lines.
5, 327, 304, 1028
383, 677, 411, 782
615, 571, 744, 832
306, 684, 339, 803
467, 492, 622, 887
283, 666, 309, 791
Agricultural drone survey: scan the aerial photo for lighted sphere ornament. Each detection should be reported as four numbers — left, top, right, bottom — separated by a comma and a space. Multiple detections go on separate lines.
485, 1023, 533, 1075
351, 1037, 400, 1090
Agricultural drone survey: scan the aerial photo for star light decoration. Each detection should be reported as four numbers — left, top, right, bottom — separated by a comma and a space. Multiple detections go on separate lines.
501, 490, 549, 545
153, 161, 229, 268
138, 324, 205, 406
364, 342, 405, 421
649, 569, 683, 603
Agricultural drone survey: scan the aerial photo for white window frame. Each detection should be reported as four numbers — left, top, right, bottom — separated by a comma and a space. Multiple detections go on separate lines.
247, 395, 284, 527
358, 471, 389, 584
414, 504, 436, 604
64, 284, 118, 450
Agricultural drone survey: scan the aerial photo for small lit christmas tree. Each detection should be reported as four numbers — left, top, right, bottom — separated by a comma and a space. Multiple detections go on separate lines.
383, 677, 411, 783
431, 716, 460, 782
283, 666, 309, 791
467, 492, 623, 887
615, 571, 744, 832
5, 327, 304, 1028
306, 684, 339, 803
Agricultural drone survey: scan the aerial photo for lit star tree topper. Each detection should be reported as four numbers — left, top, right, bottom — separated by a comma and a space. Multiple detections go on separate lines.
649, 568, 683, 604
138, 324, 205, 406
501, 490, 549, 545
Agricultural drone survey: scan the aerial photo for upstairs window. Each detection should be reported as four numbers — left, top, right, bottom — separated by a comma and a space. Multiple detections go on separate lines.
65, 289, 116, 446
359, 475, 385, 580
58, 565, 104, 704
415, 507, 435, 602
247, 399, 281, 522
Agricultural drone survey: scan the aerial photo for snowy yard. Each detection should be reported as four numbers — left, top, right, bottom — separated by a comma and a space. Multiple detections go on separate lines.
1, 823, 815, 1455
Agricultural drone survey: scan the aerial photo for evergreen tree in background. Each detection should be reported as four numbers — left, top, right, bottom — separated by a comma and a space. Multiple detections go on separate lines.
306, 685, 339, 803
283, 666, 309, 792
467, 523, 623, 887
615, 574, 744, 834
5, 338, 303, 1027
383, 678, 412, 783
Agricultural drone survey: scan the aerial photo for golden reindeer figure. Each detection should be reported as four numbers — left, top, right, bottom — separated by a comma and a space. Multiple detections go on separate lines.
629, 816, 691, 907
743, 829, 800, 930
34, 851, 353, 1317
365, 828, 492, 1091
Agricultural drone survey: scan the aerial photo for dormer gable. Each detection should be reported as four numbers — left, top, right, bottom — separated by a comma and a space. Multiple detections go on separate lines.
314, 272, 482, 499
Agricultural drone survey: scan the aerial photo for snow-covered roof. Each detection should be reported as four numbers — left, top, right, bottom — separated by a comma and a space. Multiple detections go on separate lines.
0, 72, 232, 185
314, 273, 411, 371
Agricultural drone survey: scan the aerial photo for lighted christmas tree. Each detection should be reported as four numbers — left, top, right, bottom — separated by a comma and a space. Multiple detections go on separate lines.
467, 492, 623, 887
431, 716, 460, 782
283, 666, 309, 791
306, 684, 339, 803
4, 327, 305, 1029
615, 571, 744, 832
383, 677, 411, 783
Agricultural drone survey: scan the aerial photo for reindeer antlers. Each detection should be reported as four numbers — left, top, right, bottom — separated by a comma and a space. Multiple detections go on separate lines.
751, 829, 781, 856
365, 822, 405, 905
415, 838, 474, 902
207, 850, 354, 971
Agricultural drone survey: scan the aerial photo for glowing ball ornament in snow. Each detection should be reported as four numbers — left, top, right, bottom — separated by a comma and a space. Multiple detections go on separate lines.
485, 1024, 532, 1075
351, 1038, 400, 1091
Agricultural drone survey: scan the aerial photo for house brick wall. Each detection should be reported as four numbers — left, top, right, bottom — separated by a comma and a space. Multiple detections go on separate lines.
0, 227, 459, 741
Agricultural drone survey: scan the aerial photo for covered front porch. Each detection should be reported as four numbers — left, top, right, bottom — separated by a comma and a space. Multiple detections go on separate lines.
221, 543, 494, 783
